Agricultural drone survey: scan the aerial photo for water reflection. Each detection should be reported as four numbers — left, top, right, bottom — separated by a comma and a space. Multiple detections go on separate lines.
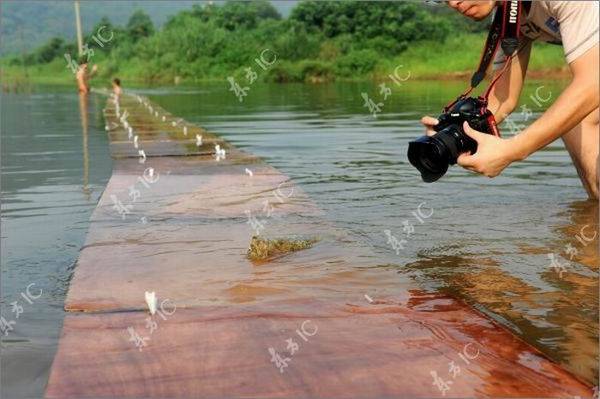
0, 88, 112, 398
547, 200, 598, 381
405, 200, 598, 384
78, 93, 90, 200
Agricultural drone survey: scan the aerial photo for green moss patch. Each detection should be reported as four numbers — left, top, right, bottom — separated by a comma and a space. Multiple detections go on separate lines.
247, 236, 317, 262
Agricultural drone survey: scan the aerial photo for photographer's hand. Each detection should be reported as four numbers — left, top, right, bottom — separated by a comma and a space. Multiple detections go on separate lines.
457, 121, 519, 177
420, 116, 439, 136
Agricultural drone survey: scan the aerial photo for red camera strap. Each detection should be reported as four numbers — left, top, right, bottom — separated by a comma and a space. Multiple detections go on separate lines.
444, 1, 528, 113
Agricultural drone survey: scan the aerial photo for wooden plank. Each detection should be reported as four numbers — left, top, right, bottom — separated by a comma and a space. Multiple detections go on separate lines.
45, 92, 594, 397
46, 297, 593, 398
64, 215, 361, 312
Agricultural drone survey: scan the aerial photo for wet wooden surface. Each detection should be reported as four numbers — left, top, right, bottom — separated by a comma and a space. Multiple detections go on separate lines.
47, 296, 593, 398
45, 92, 594, 398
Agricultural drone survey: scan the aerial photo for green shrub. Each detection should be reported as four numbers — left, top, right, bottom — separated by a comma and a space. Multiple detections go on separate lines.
35, 37, 65, 64
264, 61, 302, 83
360, 37, 407, 57
298, 59, 334, 82
127, 10, 155, 42
319, 40, 341, 61
272, 23, 321, 61
335, 49, 380, 77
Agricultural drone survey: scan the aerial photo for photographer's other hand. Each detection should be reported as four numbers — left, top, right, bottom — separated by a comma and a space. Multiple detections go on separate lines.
420, 116, 439, 136
457, 121, 521, 177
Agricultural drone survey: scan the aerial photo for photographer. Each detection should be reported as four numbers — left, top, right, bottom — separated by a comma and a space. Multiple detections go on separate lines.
421, 1, 599, 199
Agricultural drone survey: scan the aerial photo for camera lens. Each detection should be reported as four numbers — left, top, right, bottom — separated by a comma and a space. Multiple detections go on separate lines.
407, 135, 449, 183
408, 124, 471, 182
408, 97, 488, 183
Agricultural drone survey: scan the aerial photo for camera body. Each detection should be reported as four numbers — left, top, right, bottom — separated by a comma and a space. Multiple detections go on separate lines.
407, 97, 497, 183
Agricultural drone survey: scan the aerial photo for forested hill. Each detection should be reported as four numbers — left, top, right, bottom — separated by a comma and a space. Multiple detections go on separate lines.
0, 0, 298, 56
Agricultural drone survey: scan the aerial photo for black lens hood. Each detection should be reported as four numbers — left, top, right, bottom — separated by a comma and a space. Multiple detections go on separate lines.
407, 136, 449, 183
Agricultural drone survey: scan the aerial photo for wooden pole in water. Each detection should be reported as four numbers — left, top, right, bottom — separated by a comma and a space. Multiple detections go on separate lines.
74, 0, 83, 56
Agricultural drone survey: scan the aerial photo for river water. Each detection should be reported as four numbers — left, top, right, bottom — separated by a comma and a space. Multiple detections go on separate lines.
1, 89, 112, 398
1, 80, 597, 397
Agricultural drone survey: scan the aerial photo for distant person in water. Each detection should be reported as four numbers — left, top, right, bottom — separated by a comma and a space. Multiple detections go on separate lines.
421, 1, 599, 199
76, 57, 98, 94
112, 78, 122, 99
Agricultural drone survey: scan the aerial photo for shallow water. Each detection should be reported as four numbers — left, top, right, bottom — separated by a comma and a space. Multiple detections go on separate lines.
0, 80, 597, 397
1, 89, 112, 398
147, 80, 597, 384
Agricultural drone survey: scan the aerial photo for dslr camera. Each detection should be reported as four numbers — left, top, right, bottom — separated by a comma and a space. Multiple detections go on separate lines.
407, 97, 498, 183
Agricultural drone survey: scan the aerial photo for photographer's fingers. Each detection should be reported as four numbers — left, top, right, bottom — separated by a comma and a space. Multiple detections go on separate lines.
457, 153, 477, 169
421, 116, 438, 126
421, 116, 439, 136
462, 121, 487, 142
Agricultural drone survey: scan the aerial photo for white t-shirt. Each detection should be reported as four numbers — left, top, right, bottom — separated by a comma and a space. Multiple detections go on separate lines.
493, 0, 599, 68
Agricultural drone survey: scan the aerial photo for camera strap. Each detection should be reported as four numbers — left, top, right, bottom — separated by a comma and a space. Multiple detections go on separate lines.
444, 1, 530, 113
472, 0, 523, 88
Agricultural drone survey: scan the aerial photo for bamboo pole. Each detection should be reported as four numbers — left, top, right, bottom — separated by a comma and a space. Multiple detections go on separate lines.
74, 0, 83, 56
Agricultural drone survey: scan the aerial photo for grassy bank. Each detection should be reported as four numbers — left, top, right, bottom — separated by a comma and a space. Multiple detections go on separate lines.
2, 33, 567, 88
377, 34, 567, 79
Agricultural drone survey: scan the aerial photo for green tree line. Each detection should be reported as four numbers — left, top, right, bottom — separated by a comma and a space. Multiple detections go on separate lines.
5, 1, 564, 84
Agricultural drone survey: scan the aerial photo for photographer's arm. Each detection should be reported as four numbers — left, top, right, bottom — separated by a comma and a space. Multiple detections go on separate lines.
509, 44, 598, 160
487, 41, 532, 123
458, 44, 599, 176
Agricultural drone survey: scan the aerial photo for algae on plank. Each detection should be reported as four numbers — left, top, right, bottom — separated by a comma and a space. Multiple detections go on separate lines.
247, 236, 317, 262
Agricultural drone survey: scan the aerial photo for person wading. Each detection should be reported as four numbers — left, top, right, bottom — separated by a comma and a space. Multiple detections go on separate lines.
421, 1, 599, 199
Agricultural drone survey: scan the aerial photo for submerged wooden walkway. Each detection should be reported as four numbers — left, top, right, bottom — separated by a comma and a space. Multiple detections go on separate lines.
45, 92, 593, 398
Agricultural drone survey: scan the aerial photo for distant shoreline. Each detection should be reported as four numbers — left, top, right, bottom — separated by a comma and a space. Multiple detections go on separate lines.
2, 31, 568, 89
0, 66, 571, 91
